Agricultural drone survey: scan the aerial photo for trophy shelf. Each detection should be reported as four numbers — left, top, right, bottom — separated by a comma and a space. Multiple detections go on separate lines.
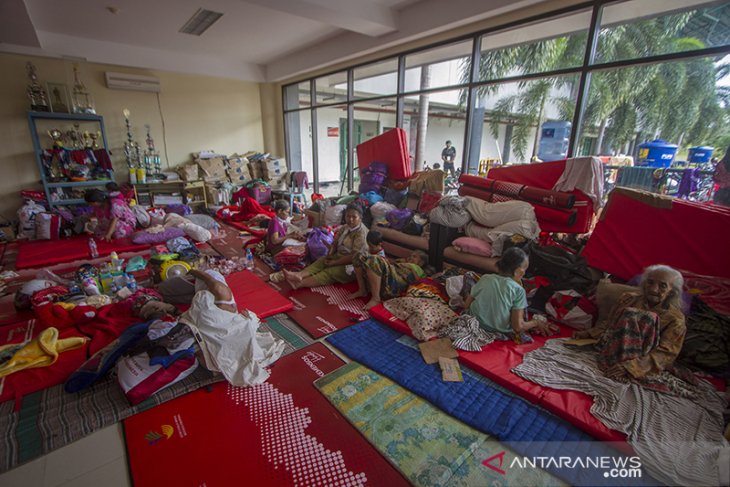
28, 111, 114, 209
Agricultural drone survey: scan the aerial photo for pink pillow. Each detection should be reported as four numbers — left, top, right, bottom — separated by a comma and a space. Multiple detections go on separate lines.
452, 236, 492, 257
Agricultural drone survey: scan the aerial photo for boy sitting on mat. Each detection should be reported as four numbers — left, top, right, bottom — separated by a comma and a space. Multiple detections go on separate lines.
283, 204, 368, 289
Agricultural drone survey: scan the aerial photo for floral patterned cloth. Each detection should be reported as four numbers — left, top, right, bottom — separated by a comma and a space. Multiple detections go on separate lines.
94, 200, 137, 239
316, 362, 564, 487
355, 254, 424, 300
384, 297, 455, 341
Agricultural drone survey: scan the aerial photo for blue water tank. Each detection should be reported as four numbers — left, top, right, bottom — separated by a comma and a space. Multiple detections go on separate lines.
538, 121, 571, 162
687, 146, 714, 164
636, 139, 678, 168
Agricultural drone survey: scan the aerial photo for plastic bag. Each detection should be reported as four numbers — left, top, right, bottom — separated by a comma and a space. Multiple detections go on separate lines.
306, 227, 334, 261
385, 208, 413, 230
17, 200, 46, 239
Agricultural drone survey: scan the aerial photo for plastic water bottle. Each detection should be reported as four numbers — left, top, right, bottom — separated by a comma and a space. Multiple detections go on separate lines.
125, 273, 138, 292
88, 238, 99, 259
245, 248, 254, 271
110, 251, 121, 272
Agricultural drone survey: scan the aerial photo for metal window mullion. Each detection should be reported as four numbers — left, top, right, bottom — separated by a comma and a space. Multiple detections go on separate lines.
568, 3, 603, 157
310, 79, 319, 193
396, 55, 406, 128
347, 68, 355, 192
282, 86, 292, 170
462, 35, 481, 173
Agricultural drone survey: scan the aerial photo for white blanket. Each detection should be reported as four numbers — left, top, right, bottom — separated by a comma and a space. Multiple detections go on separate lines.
181, 291, 286, 387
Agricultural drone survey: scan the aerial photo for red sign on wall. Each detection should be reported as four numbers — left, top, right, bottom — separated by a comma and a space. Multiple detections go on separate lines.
327, 127, 339, 137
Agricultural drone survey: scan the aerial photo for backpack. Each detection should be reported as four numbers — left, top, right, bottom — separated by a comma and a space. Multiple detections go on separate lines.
525, 243, 595, 294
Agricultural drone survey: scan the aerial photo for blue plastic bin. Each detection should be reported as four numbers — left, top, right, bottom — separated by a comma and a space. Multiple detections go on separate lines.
687, 146, 714, 164
636, 139, 678, 168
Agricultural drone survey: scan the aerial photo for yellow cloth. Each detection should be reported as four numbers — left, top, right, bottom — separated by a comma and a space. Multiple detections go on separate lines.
0, 328, 87, 378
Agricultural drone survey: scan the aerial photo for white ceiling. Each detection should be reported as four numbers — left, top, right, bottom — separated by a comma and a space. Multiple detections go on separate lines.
0, 0, 547, 82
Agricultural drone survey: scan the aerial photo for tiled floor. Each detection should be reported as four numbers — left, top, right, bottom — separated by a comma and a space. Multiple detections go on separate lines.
0, 425, 130, 487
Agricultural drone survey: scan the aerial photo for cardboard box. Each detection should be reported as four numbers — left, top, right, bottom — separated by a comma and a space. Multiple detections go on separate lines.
177, 164, 199, 181
268, 173, 289, 191
248, 161, 263, 180
262, 157, 287, 173
197, 157, 227, 181
263, 166, 287, 180
304, 209, 325, 228
227, 156, 251, 183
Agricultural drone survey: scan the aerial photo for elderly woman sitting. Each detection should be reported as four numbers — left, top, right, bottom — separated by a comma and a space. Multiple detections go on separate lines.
283, 204, 368, 289
574, 265, 686, 380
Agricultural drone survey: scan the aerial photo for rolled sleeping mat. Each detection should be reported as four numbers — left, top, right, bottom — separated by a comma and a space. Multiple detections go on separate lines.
459, 174, 575, 209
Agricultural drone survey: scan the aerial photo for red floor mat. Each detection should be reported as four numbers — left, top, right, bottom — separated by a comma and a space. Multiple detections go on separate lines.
368, 304, 625, 442
226, 270, 293, 318
262, 274, 367, 339
15, 236, 148, 270
123, 343, 409, 487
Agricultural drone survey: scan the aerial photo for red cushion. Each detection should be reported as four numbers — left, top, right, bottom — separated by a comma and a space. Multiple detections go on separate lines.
583, 188, 730, 280
16, 235, 148, 270
225, 270, 293, 318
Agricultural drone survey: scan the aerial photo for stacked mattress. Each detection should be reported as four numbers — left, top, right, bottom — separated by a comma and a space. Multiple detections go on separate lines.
356, 128, 412, 180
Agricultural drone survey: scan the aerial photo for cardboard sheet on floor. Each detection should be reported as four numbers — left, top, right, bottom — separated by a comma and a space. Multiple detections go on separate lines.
367, 304, 625, 442
15, 236, 148, 270
583, 188, 730, 280
123, 343, 409, 487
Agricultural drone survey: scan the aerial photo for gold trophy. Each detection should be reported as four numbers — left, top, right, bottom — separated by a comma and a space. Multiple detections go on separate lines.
47, 129, 64, 149
71, 65, 96, 114
27, 62, 50, 112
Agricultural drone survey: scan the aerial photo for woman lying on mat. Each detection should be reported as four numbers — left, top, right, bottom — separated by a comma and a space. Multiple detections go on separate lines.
464, 247, 558, 338
573, 265, 686, 381
84, 188, 137, 242
267, 200, 306, 255
283, 204, 368, 289
348, 231, 428, 310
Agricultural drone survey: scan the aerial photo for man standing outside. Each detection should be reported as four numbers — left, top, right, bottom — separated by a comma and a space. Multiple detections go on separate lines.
441, 140, 456, 177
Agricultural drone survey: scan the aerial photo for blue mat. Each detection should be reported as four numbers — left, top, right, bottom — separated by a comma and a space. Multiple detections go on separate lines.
327, 320, 657, 486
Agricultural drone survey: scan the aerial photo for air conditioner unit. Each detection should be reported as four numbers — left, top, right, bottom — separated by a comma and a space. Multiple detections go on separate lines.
105, 72, 161, 93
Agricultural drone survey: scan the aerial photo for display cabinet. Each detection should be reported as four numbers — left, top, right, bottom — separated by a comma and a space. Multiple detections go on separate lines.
28, 111, 113, 209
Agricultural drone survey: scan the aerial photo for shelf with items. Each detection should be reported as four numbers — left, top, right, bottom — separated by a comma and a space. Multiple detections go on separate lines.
132, 180, 208, 208
28, 111, 114, 209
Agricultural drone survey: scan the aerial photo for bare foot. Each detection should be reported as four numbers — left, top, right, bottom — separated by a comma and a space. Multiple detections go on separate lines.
282, 269, 302, 284
347, 291, 367, 300
363, 299, 381, 310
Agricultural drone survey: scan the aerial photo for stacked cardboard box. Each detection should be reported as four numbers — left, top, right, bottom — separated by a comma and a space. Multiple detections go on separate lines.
227, 156, 251, 184
262, 157, 287, 180
196, 156, 227, 182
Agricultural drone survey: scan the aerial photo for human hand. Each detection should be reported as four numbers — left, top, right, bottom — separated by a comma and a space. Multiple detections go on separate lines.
103, 234, 113, 243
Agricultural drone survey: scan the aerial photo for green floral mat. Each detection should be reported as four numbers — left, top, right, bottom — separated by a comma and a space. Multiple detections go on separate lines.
315, 361, 565, 487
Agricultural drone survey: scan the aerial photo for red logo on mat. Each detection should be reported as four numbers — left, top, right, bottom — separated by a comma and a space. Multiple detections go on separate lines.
483, 451, 507, 475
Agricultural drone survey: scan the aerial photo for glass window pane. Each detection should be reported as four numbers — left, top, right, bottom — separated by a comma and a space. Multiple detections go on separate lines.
404, 40, 472, 92
466, 74, 580, 171
315, 104, 349, 197
403, 89, 466, 172
596, 0, 730, 64
478, 10, 590, 81
284, 81, 310, 110
315, 72, 348, 105
353, 58, 399, 99
352, 98, 398, 176
285, 110, 313, 183
577, 55, 728, 166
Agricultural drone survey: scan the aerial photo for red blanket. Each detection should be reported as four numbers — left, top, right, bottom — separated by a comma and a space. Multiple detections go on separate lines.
16, 236, 148, 270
